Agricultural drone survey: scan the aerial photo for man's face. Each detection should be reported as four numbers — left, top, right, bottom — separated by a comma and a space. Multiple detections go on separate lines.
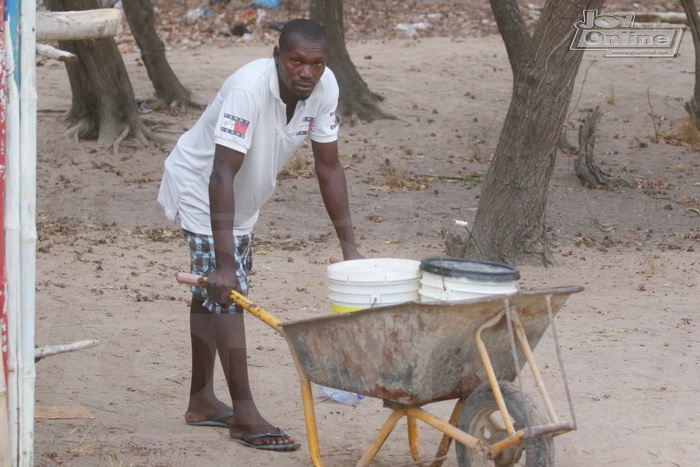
274, 38, 328, 101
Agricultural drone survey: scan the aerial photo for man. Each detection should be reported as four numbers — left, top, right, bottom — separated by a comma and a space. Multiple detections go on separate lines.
158, 19, 362, 451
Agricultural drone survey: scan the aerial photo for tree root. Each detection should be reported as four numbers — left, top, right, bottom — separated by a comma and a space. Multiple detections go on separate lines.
441, 223, 556, 267
64, 116, 170, 154
575, 106, 628, 189
684, 98, 700, 129
144, 97, 204, 116
64, 119, 94, 142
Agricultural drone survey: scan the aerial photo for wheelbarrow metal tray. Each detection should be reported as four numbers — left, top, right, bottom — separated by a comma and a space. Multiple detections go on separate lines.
280, 286, 582, 406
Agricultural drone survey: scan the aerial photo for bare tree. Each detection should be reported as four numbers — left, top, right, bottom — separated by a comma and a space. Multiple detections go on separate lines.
450, 0, 605, 266
680, 0, 700, 127
46, 0, 161, 151
309, 0, 393, 120
121, 0, 201, 112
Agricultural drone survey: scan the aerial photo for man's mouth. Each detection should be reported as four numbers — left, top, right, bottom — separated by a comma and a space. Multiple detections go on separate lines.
294, 81, 314, 92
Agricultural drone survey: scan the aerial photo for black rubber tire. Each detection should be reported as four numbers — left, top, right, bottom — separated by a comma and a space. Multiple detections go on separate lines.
455, 382, 554, 467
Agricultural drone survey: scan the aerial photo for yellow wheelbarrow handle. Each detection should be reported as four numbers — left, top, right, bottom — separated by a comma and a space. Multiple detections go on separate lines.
176, 272, 282, 333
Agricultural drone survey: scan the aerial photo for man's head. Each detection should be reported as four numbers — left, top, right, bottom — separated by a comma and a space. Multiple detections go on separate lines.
273, 19, 329, 102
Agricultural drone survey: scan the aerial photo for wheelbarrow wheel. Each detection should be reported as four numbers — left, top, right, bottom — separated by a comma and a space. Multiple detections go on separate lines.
455, 382, 553, 467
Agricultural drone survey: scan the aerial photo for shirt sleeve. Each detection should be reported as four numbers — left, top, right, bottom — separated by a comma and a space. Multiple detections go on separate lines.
310, 68, 340, 144
214, 88, 257, 154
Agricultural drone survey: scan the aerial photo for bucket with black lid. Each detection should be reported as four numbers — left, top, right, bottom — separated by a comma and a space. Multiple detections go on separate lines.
418, 257, 520, 302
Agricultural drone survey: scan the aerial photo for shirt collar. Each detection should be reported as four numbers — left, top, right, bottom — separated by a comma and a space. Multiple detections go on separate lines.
269, 59, 282, 101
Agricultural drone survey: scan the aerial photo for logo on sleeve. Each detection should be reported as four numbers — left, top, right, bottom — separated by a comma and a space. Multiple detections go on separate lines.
330, 112, 339, 130
221, 113, 250, 138
297, 117, 315, 136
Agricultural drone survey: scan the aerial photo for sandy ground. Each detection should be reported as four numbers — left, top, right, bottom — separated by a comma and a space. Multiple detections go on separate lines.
31, 26, 699, 467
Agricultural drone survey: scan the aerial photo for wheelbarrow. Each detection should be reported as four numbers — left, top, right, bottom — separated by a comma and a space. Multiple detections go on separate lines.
177, 272, 582, 466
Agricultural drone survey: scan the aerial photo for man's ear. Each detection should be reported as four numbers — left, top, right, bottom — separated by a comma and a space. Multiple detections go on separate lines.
273, 45, 280, 63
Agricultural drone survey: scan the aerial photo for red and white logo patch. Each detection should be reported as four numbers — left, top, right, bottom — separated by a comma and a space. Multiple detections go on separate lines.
297, 117, 315, 136
221, 113, 250, 138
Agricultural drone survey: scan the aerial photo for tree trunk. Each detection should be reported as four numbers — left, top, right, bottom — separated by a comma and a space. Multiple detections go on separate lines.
489, 0, 578, 155
488, 0, 530, 74
46, 0, 159, 152
680, 0, 700, 127
309, 0, 393, 120
466, 0, 605, 266
121, 0, 201, 113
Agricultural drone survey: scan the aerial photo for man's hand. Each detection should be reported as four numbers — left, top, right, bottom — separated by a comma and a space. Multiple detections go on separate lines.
204, 266, 241, 307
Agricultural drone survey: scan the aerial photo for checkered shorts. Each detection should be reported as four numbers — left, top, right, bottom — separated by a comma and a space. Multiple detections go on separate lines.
183, 229, 253, 314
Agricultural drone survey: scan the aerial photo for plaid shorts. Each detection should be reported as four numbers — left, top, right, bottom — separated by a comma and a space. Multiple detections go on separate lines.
183, 229, 254, 314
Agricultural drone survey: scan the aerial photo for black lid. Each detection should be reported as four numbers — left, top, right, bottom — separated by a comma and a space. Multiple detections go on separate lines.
419, 257, 520, 282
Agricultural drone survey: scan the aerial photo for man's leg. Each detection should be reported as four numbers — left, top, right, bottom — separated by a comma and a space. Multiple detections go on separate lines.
183, 229, 297, 448
215, 310, 298, 448
184, 229, 234, 424
185, 298, 234, 424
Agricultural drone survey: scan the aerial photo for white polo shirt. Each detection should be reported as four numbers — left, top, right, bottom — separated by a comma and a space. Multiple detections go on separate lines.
157, 58, 340, 236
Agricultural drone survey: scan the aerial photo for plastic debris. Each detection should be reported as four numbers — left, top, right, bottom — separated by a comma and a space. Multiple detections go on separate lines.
137, 102, 152, 114
396, 21, 430, 37
231, 24, 250, 37
265, 20, 286, 31
185, 8, 214, 20
254, 0, 280, 8
316, 385, 365, 405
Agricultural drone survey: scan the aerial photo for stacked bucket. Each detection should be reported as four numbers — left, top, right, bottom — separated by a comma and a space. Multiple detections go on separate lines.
327, 257, 521, 312
327, 258, 422, 313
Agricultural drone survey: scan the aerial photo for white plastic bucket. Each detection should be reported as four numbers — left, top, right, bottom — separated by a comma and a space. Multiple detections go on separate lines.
418, 257, 520, 302
327, 258, 421, 313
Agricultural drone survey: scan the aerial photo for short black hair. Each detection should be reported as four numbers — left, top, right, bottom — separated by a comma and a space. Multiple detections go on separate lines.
279, 19, 328, 51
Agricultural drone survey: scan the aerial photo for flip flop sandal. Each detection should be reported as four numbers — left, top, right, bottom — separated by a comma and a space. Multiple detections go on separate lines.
186, 411, 234, 428
231, 428, 301, 451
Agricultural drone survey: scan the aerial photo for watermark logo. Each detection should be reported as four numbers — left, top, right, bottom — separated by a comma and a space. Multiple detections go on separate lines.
570, 10, 684, 57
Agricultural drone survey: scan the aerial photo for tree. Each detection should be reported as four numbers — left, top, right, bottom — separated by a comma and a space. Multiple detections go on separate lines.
46, 0, 161, 151
680, 0, 700, 127
450, 0, 605, 266
121, 0, 200, 112
309, 0, 393, 120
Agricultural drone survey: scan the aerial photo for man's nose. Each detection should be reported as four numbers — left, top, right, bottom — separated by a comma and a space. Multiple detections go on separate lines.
299, 64, 313, 79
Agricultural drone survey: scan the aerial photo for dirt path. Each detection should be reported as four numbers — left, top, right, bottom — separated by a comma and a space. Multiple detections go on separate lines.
32, 33, 699, 466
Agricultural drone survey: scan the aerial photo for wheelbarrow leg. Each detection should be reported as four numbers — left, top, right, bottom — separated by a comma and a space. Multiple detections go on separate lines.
407, 414, 421, 462
298, 375, 324, 467
284, 342, 324, 466
405, 407, 492, 459
429, 398, 466, 467
356, 408, 407, 467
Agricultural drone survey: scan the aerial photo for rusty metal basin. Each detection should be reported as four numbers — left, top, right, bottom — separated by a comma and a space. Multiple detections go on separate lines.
279, 286, 582, 406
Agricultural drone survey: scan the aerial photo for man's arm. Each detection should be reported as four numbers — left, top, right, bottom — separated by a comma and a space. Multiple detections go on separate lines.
312, 140, 363, 261
206, 144, 246, 306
